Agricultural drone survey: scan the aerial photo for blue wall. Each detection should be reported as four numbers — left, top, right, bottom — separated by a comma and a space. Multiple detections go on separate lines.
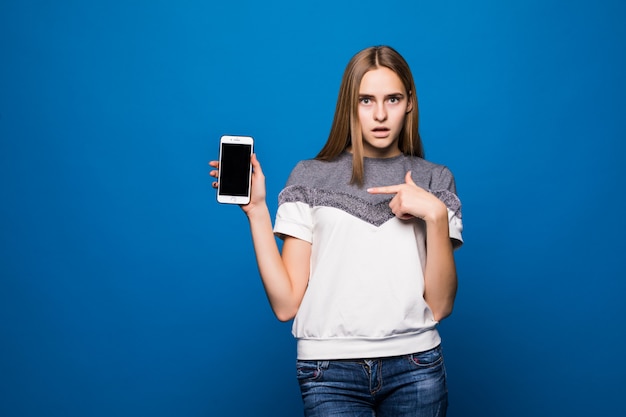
1, 1, 624, 416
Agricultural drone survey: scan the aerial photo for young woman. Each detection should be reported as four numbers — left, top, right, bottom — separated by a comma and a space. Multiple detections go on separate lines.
210, 45, 463, 417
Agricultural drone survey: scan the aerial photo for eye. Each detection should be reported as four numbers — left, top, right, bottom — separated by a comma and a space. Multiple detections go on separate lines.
359, 97, 371, 105
388, 96, 402, 104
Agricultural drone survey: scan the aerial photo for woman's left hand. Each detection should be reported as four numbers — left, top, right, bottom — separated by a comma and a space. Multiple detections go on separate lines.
367, 171, 447, 223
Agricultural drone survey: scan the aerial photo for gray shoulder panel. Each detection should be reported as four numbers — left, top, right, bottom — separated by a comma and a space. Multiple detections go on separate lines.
279, 185, 394, 227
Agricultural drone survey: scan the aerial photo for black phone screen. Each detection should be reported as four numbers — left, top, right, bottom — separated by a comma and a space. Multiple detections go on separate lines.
219, 143, 252, 197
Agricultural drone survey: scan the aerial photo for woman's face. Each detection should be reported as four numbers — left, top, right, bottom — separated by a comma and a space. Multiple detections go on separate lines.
357, 67, 412, 158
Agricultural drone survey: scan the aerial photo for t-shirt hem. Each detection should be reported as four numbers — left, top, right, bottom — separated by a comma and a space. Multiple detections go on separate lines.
295, 329, 442, 360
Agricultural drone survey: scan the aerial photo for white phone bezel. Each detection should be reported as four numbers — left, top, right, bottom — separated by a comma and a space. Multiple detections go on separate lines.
217, 135, 254, 204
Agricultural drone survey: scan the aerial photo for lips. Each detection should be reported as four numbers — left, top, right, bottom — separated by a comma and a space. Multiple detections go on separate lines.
371, 126, 390, 137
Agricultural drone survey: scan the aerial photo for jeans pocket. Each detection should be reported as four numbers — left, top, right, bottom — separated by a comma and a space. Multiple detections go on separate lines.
296, 360, 324, 382
408, 345, 444, 369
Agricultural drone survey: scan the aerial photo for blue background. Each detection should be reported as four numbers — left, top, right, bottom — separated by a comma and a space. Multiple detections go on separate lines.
1, 0, 625, 416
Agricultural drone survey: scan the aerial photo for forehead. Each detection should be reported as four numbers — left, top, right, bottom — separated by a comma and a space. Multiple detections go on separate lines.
359, 67, 406, 94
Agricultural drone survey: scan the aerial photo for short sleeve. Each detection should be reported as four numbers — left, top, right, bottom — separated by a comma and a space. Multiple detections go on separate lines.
430, 166, 463, 249
272, 162, 315, 241
447, 206, 463, 249
274, 200, 313, 242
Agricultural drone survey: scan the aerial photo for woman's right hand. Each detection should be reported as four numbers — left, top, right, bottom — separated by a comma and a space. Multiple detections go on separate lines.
209, 153, 267, 216
241, 153, 267, 216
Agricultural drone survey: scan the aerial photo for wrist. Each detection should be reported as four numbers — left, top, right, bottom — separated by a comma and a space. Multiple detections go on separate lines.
423, 201, 448, 226
244, 202, 270, 221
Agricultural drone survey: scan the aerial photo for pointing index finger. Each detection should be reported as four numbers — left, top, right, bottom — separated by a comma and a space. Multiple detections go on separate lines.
367, 185, 400, 195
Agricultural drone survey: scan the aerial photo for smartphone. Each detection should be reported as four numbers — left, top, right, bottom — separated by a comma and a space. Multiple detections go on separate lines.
217, 135, 254, 204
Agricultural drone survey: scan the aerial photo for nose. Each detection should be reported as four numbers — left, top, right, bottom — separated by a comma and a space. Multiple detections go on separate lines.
374, 102, 387, 122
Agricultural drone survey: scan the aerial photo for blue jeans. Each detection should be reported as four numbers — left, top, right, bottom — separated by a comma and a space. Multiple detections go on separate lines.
296, 345, 448, 417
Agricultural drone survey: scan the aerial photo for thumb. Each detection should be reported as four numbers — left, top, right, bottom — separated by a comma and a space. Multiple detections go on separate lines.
251, 153, 263, 174
405, 170, 416, 186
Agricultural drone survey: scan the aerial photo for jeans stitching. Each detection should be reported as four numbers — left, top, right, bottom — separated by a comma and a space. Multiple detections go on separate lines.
407, 346, 443, 369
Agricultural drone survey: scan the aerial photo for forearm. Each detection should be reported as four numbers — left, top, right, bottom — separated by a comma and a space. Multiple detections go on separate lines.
365, 171, 459, 320
246, 204, 305, 321
423, 214, 458, 322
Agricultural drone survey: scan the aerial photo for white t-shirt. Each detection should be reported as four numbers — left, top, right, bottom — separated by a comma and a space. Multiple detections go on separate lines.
274, 152, 463, 360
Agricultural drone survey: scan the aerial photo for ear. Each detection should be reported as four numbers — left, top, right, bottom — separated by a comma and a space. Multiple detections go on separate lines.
406, 90, 414, 113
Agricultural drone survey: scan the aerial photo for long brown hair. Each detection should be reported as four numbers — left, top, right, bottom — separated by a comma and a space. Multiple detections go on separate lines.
316, 45, 423, 184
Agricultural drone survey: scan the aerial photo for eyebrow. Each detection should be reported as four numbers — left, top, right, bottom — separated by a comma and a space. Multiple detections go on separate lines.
358, 93, 405, 99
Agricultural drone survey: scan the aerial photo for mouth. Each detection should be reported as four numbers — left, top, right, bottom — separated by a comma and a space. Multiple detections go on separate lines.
371, 127, 390, 137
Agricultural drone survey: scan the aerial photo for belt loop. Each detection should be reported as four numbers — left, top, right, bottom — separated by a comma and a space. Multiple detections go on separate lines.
319, 360, 330, 369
